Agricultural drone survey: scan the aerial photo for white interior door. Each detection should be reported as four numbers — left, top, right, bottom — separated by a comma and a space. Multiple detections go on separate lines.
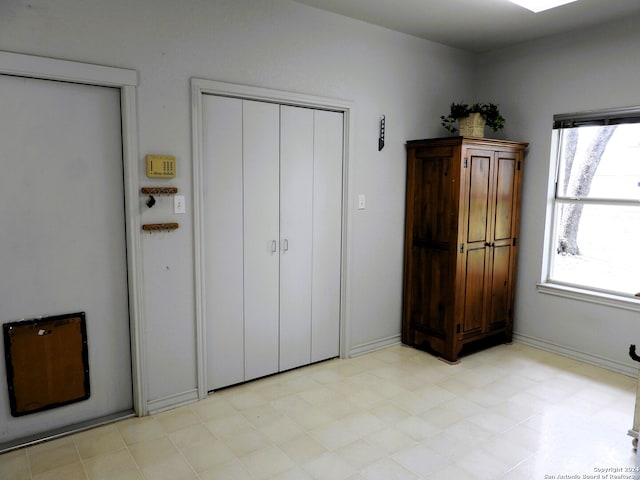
203, 95, 244, 390
311, 109, 344, 362
243, 100, 280, 381
203, 94, 343, 390
279, 106, 314, 371
0, 75, 132, 443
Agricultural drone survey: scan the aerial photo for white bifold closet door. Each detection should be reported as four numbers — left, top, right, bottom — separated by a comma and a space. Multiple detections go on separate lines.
203, 95, 343, 391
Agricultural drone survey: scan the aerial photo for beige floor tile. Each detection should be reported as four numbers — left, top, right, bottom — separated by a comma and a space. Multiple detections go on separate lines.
128, 437, 178, 468
428, 463, 481, 480
395, 415, 442, 441
267, 466, 314, 480
341, 412, 386, 438
240, 445, 296, 480
455, 448, 511, 480
191, 396, 236, 421
82, 448, 142, 480
391, 444, 451, 478
28, 441, 79, 476
204, 412, 253, 439
286, 404, 334, 430
184, 437, 238, 471
225, 428, 271, 457
73, 425, 126, 460
31, 461, 86, 480
168, 423, 215, 450
226, 389, 268, 411
240, 404, 283, 428
137, 454, 197, 480
0, 449, 31, 480
364, 427, 417, 455
335, 439, 386, 469
258, 416, 305, 444
277, 433, 327, 464
154, 406, 200, 433
116, 416, 165, 445
359, 457, 418, 480
198, 458, 249, 480
369, 402, 412, 425
301, 451, 356, 480
309, 420, 361, 450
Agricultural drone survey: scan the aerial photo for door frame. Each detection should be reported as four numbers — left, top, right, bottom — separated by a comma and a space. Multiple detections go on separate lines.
0, 51, 147, 416
191, 78, 354, 400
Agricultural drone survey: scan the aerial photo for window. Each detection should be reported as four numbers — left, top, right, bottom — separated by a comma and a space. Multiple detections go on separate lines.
544, 107, 640, 298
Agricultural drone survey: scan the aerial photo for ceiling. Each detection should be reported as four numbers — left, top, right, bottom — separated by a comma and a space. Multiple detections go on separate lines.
293, 0, 640, 52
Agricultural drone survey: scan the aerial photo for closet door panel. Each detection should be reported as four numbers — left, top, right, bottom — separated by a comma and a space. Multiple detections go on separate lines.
203, 95, 245, 390
279, 106, 314, 371
311, 110, 343, 362
243, 100, 280, 381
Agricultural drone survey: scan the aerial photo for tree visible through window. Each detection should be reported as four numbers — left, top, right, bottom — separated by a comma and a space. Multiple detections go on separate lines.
548, 113, 640, 296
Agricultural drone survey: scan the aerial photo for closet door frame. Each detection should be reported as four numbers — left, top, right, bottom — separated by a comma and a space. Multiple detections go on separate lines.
191, 78, 354, 400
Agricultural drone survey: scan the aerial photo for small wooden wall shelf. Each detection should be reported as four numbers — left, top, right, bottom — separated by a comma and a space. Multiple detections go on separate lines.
141, 187, 178, 195
142, 222, 179, 232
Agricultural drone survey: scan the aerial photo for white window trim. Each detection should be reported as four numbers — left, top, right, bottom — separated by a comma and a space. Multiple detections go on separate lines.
537, 282, 640, 313
540, 116, 640, 310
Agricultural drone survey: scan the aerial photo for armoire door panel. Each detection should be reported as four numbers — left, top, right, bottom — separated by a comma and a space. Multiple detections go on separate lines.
311, 109, 343, 362
462, 246, 487, 335
488, 244, 512, 329
415, 153, 455, 244
494, 155, 517, 241
466, 153, 491, 244
410, 246, 450, 340
243, 100, 281, 381
279, 105, 314, 371
203, 95, 245, 390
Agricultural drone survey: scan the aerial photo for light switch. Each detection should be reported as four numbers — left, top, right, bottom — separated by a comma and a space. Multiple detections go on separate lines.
358, 194, 366, 210
174, 195, 186, 214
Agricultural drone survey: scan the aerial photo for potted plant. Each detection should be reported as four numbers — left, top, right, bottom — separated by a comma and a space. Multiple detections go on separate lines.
440, 102, 505, 136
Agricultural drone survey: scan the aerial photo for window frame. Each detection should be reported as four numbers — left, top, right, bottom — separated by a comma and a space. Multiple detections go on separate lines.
538, 106, 640, 311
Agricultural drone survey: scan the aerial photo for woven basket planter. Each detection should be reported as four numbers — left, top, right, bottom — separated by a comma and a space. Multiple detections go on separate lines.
458, 112, 486, 137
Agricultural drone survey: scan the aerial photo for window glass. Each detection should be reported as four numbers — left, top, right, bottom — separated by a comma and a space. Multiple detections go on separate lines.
548, 121, 640, 296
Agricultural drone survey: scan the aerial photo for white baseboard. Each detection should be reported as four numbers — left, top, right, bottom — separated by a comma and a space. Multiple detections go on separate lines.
349, 334, 401, 357
146, 389, 199, 415
514, 332, 638, 378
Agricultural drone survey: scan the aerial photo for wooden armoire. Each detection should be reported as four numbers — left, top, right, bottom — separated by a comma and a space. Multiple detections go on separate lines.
402, 136, 528, 363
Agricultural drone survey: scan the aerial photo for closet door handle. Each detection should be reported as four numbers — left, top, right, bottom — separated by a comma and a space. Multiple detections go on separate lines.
282, 238, 289, 252
271, 240, 277, 254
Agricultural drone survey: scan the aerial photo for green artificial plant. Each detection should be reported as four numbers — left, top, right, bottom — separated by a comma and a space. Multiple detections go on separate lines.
440, 102, 506, 133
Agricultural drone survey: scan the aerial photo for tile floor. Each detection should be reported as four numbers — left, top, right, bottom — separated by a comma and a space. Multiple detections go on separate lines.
2, 342, 640, 479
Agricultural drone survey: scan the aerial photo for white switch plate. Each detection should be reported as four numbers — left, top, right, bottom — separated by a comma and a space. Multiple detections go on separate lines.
358, 194, 366, 210
174, 195, 186, 214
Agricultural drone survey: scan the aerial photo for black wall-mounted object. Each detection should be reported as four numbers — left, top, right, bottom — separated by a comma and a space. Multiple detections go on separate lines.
378, 115, 385, 151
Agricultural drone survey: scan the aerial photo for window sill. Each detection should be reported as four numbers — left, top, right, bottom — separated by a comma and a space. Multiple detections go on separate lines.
536, 282, 640, 313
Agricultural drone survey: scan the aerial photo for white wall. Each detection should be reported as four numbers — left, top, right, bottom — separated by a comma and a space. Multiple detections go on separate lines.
476, 14, 640, 375
0, 0, 474, 410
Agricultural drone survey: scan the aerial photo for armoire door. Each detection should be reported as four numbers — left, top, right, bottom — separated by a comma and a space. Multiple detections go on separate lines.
461, 148, 492, 336
487, 151, 521, 331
